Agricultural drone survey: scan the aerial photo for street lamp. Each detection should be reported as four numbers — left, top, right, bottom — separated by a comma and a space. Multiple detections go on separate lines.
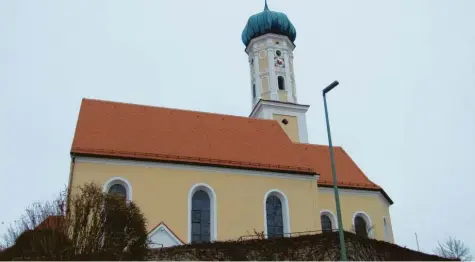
322, 80, 347, 261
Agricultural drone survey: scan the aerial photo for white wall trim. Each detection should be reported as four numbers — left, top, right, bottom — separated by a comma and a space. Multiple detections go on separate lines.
102, 176, 133, 201
75, 156, 317, 181
297, 113, 309, 143
187, 183, 218, 243
383, 216, 391, 242
267, 48, 278, 100
264, 103, 310, 113
250, 100, 310, 117
320, 209, 338, 230
283, 50, 294, 103
318, 187, 391, 207
148, 223, 184, 248
289, 54, 298, 103
263, 189, 291, 238
352, 211, 374, 238
252, 52, 261, 109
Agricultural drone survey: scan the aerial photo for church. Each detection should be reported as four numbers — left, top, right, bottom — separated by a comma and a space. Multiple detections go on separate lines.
68, 2, 394, 248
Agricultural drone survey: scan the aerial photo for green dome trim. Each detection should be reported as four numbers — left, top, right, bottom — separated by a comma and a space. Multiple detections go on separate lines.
241, 1, 297, 47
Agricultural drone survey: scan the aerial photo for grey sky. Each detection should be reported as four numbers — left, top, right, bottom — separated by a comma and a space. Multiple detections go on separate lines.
1, 0, 474, 255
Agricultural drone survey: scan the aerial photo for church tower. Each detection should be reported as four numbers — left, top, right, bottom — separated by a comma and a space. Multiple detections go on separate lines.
242, 1, 309, 143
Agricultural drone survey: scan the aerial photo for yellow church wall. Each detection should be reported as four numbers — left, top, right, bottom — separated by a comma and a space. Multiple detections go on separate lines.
70, 159, 319, 243
259, 51, 268, 73
261, 76, 269, 94
278, 90, 288, 102
262, 93, 271, 100
272, 114, 299, 142
317, 188, 393, 242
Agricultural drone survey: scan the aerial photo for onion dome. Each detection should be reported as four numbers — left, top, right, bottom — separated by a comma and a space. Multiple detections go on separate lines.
241, 1, 297, 47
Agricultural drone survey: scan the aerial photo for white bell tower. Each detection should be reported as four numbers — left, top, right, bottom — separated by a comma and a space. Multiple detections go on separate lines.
242, 3, 310, 143
246, 34, 298, 108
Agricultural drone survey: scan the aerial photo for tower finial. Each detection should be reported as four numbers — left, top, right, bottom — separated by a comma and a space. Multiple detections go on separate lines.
264, 0, 269, 10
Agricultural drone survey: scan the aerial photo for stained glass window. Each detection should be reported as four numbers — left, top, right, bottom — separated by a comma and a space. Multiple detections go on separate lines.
191, 190, 211, 243
355, 216, 368, 238
266, 195, 283, 238
321, 214, 332, 233
108, 184, 127, 199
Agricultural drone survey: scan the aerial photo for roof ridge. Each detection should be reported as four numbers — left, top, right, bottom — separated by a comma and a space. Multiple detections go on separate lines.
82, 98, 278, 124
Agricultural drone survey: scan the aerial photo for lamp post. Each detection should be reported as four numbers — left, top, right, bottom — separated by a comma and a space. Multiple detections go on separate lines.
322, 80, 347, 261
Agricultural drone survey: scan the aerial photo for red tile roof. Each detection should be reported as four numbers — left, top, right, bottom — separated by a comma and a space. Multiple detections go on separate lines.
294, 144, 380, 189
71, 99, 392, 204
35, 215, 64, 230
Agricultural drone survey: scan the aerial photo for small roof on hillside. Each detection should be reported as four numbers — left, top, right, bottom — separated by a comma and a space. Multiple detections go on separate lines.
71, 99, 392, 204
36, 215, 64, 230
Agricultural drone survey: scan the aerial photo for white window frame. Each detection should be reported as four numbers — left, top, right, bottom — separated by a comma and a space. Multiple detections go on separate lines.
187, 183, 217, 243
102, 177, 133, 201
320, 209, 338, 231
263, 189, 291, 238
352, 211, 373, 238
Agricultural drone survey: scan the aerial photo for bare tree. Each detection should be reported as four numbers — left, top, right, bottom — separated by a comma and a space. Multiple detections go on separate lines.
0, 183, 149, 260
434, 237, 472, 261
0, 190, 65, 248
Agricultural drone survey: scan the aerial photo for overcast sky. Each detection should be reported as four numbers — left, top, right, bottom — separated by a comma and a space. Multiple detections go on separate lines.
1, 0, 474, 255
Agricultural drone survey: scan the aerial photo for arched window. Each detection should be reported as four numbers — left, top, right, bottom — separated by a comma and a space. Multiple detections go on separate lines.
103, 177, 132, 201
252, 84, 256, 98
108, 184, 127, 198
321, 214, 333, 233
278, 76, 285, 90
264, 189, 290, 239
355, 216, 367, 237
188, 183, 217, 244
353, 212, 373, 238
191, 190, 210, 243
320, 210, 337, 233
266, 195, 283, 238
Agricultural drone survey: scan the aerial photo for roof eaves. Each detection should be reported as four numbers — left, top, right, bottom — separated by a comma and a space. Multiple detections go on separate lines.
318, 183, 394, 205
249, 99, 310, 117
70, 149, 316, 176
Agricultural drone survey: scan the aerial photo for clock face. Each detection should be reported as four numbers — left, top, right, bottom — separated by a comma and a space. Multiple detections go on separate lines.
274, 56, 285, 68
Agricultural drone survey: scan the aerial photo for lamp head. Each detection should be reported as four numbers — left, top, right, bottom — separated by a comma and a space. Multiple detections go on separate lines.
323, 80, 339, 95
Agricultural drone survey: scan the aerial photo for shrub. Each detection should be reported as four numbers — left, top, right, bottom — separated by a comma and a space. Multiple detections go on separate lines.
0, 183, 148, 261
149, 231, 456, 261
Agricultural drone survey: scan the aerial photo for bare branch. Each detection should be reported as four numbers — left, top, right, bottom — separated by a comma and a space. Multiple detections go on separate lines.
434, 236, 472, 261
